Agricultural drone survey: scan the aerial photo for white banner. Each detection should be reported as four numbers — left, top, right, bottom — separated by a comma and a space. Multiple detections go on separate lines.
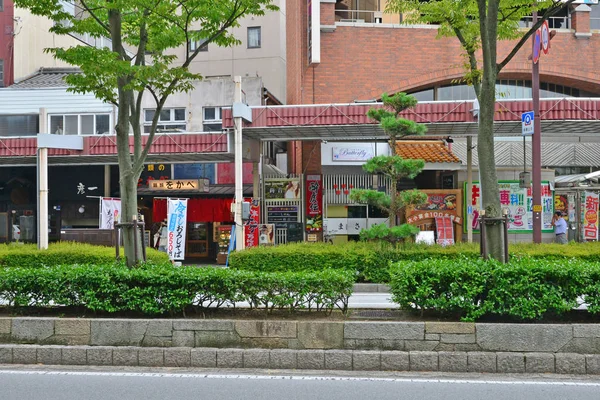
99, 198, 121, 229
167, 198, 188, 260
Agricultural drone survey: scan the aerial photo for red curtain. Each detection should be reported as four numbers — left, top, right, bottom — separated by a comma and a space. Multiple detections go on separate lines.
152, 198, 234, 223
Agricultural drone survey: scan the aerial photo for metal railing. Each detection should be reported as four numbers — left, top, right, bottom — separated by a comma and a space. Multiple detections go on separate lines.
519, 16, 570, 30
334, 9, 402, 24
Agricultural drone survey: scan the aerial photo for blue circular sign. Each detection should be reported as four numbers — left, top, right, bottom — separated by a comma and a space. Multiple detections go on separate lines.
524, 113, 531, 124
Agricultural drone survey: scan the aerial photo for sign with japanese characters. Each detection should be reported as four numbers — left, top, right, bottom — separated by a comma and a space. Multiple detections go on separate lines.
99, 198, 121, 229
435, 216, 455, 246
465, 181, 553, 233
167, 198, 188, 260
406, 190, 463, 230
305, 175, 323, 232
264, 178, 301, 200
244, 199, 260, 248
149, 179, 209, 192
582, 191, 599, 241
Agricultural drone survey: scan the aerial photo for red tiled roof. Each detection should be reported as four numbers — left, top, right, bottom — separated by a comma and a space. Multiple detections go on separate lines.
395, 141, 461, 163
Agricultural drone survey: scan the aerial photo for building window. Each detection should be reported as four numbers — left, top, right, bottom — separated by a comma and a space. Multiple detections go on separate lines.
49, 114, 111, 135
203, 107, 222, 132
247, 27, 261, 49
189, 32, 208, 53
0, 114, 39, 137
144, 107, 186, 133
0, 59, 3, 87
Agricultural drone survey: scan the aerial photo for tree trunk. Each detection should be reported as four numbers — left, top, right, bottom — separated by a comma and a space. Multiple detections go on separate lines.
477, 69, 505, 262
119, 172, 141, 266
390, 188, 397, 227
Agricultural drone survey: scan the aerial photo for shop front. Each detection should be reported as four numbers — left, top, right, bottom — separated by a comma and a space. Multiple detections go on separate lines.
406, 189, 463, 245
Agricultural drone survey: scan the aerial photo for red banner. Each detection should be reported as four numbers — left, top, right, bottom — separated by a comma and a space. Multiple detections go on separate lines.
305, 175, 323, 232
244, 198, 260, 248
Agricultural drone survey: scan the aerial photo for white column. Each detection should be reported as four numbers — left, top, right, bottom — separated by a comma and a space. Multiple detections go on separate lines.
234, 76, 245, 251
467, 136, 473, 243
38, 148, 49, 250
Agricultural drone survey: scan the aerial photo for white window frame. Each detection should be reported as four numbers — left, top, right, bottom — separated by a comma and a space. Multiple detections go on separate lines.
144, 107, 187, 133
202, 106, 223, 132
189, 35, 208, 53
247, 26, 261, 49
48, 113, 112, 135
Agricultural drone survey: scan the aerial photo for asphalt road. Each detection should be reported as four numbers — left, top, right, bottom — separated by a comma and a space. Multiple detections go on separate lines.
1, 367, 600, 400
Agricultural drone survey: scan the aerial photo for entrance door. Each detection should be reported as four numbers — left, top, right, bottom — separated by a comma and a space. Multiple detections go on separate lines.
186, 222, 209, 257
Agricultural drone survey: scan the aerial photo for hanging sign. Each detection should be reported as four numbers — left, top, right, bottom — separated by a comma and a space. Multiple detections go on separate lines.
149, 179, 209, 192
167, 198, 188, 260
583, 191, 599, 241
244, 198, 260, 248
305, 175, 323, 232
99, 198, 121, 229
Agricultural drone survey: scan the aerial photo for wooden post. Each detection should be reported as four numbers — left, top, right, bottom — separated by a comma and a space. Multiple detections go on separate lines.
141, 222, 147, 262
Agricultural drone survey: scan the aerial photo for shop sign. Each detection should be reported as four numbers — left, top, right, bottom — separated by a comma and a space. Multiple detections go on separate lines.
414, 192, 458, 212
265, 178, 301, 200
244, 199, 260, 248
99, 197, 121, 229
267, 206, 299, 223
555, 194, 569, 221
167, 198, 188, 260
149, 179, 209, 192
466, 181, 553, 233
139, 163, 170, 187
435, 216, 455, 246
407, 212, 462, 225
332, 146, 374, 161
305, 175, 323, 232
583, 191, 599, 241
258, 224, 275, 246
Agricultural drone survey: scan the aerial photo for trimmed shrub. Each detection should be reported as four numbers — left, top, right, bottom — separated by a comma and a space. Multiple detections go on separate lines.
0, 242, 170, 267
390, 256, 590, 321
229, 241, 600, 284
0, 265, 354, 315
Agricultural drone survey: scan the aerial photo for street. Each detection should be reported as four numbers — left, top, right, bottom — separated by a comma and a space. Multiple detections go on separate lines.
1, 367, 599, 400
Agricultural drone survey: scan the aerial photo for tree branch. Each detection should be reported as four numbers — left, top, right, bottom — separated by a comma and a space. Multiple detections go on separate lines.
496, 0, 576, 72
80, 0, 111, 34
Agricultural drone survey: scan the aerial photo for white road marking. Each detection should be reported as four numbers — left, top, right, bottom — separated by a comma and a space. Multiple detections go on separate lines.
0, 369, 598, 386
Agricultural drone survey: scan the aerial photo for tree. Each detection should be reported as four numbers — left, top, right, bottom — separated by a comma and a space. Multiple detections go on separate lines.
386, 0, 575, 261
350, 92, 428, 242
15, 0, 276, 266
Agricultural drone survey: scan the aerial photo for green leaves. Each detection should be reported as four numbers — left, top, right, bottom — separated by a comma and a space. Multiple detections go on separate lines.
0, 264, 354, 315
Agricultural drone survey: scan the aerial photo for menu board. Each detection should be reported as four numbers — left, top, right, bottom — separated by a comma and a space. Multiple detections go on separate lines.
267, 206, 299, 223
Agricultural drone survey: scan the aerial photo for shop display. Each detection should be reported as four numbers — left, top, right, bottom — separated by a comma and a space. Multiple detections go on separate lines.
216, 225, 232, 265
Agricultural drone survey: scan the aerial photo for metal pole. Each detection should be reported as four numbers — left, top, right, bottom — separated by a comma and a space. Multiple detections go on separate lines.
38, 148, 49, 250
467, 136, 473, 243
532, 10, 542, 243
503, 214, 510, 263
234, 76, 245, 251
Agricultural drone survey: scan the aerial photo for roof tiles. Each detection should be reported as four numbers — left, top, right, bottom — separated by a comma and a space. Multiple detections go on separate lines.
395, 141, 461, 163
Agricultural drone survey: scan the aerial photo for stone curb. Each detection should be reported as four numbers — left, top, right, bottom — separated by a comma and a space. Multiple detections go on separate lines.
0, 345, 598, 375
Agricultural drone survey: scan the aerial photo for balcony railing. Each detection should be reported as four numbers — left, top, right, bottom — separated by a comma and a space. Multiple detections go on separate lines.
334, 9, 402, 24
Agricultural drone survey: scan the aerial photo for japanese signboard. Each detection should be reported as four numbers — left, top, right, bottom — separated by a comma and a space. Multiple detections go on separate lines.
244, 199, 260, 248
149, 179, 209, 192
167, 198, 188, 260
267, 206, 299, 223
406, 190, 463, 227
582, 191, 599, 241
264, 178, 301, 200
435, 216, 455, 246
465, 181, 553, 232
99, 198, 121, 229
305, 175, 323, 232
139, 163, 170, 187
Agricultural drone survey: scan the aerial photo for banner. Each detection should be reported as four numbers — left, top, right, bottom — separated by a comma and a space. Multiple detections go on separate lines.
167, 198, 188, 260
99, 198, 121, 229
265, 178, 301, 200
466, 181, 553, 233
244, 198, 260, 248
435, 216, 455, 246
305, 175, 323, 232
583, 191, 599, 241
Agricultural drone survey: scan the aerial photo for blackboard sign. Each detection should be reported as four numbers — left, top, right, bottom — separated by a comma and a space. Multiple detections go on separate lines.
286, 222, 304, 243
267, 206, 299, 223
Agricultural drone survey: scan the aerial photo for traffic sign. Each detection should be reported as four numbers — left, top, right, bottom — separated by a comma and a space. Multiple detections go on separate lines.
532, 29, 541, 64
541, 21, 550, 54
521, 111, 534, 136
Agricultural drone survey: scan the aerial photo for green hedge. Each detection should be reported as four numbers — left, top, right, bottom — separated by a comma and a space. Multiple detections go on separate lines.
390, 256, 596, 321
0, 242, 170, 267
0, 265, 353, 315
229, 242, 600, 283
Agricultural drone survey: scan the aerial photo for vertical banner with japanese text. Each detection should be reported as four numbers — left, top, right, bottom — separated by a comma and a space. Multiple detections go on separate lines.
305, 175, 323, 232
244, 198, 260, 248
99, 198, 121, 229
167, 198, 188, 260
583, 191, 599, 241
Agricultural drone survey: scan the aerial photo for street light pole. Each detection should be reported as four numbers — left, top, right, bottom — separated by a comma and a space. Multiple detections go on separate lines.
532, 10, 542, 243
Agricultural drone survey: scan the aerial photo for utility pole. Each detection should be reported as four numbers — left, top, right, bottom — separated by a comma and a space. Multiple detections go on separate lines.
234, 76, 245, 251
532, 11, 542, 243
